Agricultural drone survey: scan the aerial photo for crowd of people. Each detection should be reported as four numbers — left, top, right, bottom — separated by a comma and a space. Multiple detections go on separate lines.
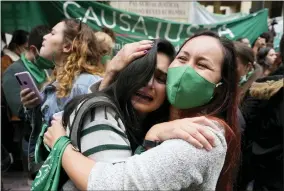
1, 18, 283, 191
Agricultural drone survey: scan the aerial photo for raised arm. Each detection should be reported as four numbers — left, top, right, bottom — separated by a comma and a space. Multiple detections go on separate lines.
99, 40, 153, 90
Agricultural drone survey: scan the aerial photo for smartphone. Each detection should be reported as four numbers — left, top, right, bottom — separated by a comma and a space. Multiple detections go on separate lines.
15, 71, 43, 102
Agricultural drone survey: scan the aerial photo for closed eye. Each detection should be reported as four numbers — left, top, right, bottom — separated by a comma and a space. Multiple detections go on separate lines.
177, 56, 188, 63
197, 62, 212, 70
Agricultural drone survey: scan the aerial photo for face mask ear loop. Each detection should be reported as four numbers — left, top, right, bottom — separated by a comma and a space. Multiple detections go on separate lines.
216, 82, 222, 88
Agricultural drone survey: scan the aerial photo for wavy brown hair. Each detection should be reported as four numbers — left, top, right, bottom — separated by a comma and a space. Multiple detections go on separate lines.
49, 19, 104, 98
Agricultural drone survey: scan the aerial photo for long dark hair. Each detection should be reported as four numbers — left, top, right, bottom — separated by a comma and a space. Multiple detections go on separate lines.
176, 31, 240, 191
63, 39, 175, 150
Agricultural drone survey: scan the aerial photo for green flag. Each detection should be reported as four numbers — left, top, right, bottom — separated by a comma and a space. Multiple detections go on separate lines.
1, 1, 268, 51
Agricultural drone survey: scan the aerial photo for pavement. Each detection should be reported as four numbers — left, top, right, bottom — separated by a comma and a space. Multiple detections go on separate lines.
2, 171, 31, 191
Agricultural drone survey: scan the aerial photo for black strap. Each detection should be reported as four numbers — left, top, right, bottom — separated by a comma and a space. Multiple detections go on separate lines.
69, 96, 122, 152
142, 140, 162, 150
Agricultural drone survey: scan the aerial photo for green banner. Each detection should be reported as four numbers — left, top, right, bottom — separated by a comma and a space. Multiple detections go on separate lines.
1, 1, 268, 51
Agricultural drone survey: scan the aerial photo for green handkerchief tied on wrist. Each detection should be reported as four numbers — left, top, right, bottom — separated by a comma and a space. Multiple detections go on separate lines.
31, 136, 71, 191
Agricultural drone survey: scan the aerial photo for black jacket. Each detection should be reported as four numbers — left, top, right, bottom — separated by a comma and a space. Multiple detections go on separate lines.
242, 75, 283, 156
241, 75, 283, 190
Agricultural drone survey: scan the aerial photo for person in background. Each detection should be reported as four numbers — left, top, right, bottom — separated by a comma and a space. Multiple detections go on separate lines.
252, 36, 266, 57
101, 26, 116, 43
3, 26, 51, 117
234, 41, 262, 103
241, 34, 284, 191
260, 32, 274, 48
2, 25, 50, 185
1, 30, 29, 75
257, 47, 277, 77
94, 31, 115, 67
1, 32, 7, 55
19, 19, 103, 178
237, 37, 251, 47
101, 26, 116, 55
270, 34, 284, 76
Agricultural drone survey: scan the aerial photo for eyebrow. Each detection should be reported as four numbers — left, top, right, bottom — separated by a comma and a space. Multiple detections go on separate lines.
180, 50, 214, 68
180, 51, 190, 57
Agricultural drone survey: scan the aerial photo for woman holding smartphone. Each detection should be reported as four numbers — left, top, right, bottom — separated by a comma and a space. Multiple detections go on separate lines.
19, 19, 104, 172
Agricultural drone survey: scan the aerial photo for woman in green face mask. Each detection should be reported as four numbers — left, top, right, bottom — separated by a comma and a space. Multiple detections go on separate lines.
234, 41, 262, 103
43, 31, 241, 191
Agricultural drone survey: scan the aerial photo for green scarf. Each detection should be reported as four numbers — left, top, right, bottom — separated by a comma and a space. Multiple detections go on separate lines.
21, 53, 47, 84
32, 136, 71, 191
35, 123, 51, 164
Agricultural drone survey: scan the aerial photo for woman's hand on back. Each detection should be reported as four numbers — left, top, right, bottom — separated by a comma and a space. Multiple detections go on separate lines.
145, 117, 220, 151
20, 88, 41, 109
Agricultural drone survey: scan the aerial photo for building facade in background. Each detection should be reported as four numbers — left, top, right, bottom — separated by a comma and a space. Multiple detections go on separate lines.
110, 2, 191, 23
111, 1, 283, 23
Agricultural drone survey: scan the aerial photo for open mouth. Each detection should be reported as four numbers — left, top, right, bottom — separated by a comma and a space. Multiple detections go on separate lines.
135, 91, 153, 102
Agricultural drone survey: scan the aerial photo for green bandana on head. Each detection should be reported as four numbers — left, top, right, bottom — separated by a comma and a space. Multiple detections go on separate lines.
166, 65, 222, 109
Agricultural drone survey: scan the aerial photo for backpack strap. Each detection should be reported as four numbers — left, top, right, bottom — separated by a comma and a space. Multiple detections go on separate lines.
69, 96, 122, 152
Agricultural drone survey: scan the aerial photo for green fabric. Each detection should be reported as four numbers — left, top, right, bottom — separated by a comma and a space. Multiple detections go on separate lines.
83, 144, 131, 156
34, 54, 55, 69
31, 136, 71, 191
166, 65, 216, 109
1, 2, 268, 51
34, 123, 51, 164
239, 70, 254, 86
21, 53, 46, 84
101, 55, 112, 65
134, 145, 146, 155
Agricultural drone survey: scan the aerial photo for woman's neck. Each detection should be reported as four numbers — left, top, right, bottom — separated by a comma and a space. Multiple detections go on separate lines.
169, 106, 181, 121
169, 106, 204, 121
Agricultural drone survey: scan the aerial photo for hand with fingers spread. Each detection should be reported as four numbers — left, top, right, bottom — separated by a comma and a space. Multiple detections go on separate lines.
100, 40, 154, 90
20, 88, 41, 108
107, 40, 154, 75
145, 116, 220, 151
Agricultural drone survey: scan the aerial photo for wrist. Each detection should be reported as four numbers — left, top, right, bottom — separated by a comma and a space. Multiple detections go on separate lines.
142, 139, 162, 150
145, 124, 161, 141
106, 70, 117, 79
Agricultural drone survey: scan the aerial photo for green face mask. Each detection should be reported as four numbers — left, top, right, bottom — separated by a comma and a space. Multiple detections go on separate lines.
166, 65, 221, 109
34, 50, 55, 69
238, 75, 248, 86
239, 70, 254, 86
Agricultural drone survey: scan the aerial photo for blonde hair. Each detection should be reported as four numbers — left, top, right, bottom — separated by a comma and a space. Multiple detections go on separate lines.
49, 19, 104, 98
95, 31, 114, 56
